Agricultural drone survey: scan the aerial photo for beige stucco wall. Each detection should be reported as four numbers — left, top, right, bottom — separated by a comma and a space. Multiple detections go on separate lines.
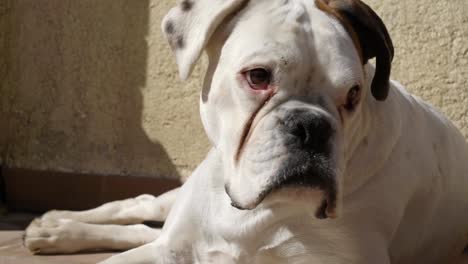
0, 0, 467, 180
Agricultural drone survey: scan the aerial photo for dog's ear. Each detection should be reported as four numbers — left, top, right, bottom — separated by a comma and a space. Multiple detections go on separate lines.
316, 0, 394, 101
162, 0, 247, 80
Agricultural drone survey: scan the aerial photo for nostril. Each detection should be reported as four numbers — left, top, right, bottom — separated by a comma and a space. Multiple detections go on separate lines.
283, 114, 333, 153
311, 118, 333, 143
289, 122, 308, 143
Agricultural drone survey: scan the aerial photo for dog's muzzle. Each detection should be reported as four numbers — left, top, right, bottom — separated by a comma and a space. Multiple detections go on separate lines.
226, 108, 338, 219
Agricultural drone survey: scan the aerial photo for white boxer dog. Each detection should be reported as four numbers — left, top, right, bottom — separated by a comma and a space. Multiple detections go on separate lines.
24, 0, 468, 263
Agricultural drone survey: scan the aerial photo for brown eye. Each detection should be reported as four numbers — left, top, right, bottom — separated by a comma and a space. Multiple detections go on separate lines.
345, 85, 361, 111
245, 68, 271, 90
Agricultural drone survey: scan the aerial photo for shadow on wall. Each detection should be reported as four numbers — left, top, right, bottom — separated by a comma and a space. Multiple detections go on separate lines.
2, 0, 180, 179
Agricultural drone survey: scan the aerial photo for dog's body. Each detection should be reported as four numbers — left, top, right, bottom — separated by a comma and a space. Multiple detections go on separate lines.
24, 0, 468, 263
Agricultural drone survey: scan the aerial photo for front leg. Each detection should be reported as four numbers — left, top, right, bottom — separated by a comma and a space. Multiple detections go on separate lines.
99, 150, 222, 264
98, 241, 189, 264
24, 219, 161, 254
40, 188, 180, 225
23, 188, 180, 254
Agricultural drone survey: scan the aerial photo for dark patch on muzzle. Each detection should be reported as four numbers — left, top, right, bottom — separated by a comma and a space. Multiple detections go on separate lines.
270, 109, 338, 219
272, 151, 337, 219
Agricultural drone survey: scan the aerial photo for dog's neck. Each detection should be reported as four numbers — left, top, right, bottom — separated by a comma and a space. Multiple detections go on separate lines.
178, 149, 322, 262
342, 64, 403, 196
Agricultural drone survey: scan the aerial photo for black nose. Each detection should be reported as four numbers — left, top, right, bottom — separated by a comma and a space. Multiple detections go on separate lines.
283, 110, 333, 154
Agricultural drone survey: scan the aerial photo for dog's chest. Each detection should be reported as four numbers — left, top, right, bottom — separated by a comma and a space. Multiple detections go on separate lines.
191, 221, 337, 264
194, 239, 313, 264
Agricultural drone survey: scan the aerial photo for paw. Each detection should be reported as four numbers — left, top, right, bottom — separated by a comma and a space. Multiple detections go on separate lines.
23, 218, 85, 254
40, 210, 74, 221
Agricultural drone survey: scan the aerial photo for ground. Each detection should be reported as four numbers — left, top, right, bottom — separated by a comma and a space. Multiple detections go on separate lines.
0, 212, 467, 264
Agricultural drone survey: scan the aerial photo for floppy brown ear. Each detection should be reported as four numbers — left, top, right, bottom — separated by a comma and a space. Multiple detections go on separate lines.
316, 0, 394, 101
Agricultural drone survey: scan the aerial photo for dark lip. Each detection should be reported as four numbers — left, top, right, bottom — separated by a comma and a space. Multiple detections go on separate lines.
229, 180, 336, 216
225, 184, 258, 210
228, 161, 338, 217
275, 154, 337, 219
281, 179, 337, 219
227, 169, 337, 210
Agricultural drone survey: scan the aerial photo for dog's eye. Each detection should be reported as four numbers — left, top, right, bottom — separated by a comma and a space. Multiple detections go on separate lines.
345, 85, 361, 111
245, 68, 271, 90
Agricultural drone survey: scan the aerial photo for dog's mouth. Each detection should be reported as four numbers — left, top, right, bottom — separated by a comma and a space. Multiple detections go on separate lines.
269, 168, 338, 219
227, 157, 338, 219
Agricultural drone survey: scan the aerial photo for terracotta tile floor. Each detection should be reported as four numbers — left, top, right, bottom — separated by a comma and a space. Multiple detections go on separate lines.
1, 213, 467, 264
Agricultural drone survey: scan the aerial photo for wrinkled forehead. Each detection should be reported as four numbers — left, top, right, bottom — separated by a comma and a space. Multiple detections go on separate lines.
219, 0, 363, 87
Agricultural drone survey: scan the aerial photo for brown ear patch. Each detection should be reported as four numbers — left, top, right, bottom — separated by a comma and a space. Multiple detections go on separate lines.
315, 0, 364, 64
315, 0, 394, 101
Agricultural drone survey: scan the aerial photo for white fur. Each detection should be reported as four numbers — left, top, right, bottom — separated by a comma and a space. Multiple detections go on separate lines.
24, 0, 468, 263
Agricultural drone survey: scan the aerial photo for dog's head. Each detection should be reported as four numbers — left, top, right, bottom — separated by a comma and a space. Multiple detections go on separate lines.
162, 0, 393, 219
